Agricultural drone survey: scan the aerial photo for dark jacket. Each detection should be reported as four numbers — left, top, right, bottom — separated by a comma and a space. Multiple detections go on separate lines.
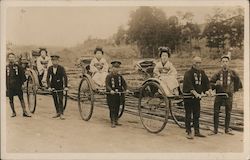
105, 73, 127, 107
46, 65, 68, 90
6, 63, 26, 96
210, 69, 242, 94
183, 66, 210, 94
106, 73, 127, 92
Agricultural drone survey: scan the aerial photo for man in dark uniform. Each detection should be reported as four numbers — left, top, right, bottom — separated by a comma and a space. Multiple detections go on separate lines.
6, 52, 31, 117
210, 54, 242, 135
47, 55, 68, 120
183, 56, 212, 139
106, 61, 127, 128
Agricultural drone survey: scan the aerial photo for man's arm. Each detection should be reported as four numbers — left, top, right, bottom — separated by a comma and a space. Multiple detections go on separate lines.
121, 76, 127, 91
105, 75, 112, 92
183, 71, 194, 93
210, 71, 220, 90
62, 66, 68, 87
202, 70, 211, 92
18, 65, 26, 84
232, 70, 243, 91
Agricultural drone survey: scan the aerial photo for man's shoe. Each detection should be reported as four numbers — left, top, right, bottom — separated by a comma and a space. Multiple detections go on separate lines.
60, 115, 65, 120
11, 112, 16, 117
23, 112, 31, 117
195, 133, 206, 138
52, 114, 60, 118
208, 131, 218, 136
186, 133, 194, 139
111, 122, 116, 128
225, 130, 234, 135
115, 121, 122, 126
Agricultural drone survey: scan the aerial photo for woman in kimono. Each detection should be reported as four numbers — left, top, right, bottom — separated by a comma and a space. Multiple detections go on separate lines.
36, 48, 52, 87
90, 47, 109, 87
153, 47, 179, 96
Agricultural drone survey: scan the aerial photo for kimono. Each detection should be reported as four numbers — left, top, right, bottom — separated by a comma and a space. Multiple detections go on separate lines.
36, 56, 52, 84
153, 60, 179, 95
90, 57, 109, 87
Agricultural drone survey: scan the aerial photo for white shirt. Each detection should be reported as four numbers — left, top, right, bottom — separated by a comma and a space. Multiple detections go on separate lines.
53, 67, 57, 74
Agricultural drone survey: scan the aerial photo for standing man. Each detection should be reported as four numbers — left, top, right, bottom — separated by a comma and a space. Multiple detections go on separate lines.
183, 56, 212, 139
210, 54, 242, 135
6, 52, 31, 117
47, 55, 68, 120
106, 61, 127, 128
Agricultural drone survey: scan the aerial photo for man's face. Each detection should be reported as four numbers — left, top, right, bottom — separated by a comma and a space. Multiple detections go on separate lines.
52, 59, 59, 65
112, 67, 119, 74
193, 61, 201, 70
95, 51, 103, 60
221, 58, 229, 69
8, 54, 15, 63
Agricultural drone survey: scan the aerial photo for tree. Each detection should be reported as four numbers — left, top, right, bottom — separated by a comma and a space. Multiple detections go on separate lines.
114, 26, 128, 45
226, 15, 244, 48
203, 8, 228, 50
203, 7, 244, 51
127, 7, 167, 57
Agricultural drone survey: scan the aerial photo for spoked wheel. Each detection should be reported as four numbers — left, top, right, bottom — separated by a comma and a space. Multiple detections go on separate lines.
26, 74, 37, 113
78, 76, 94, 121
138, 81, 169, 133
169, 100, 185, 128
62, 90, 68, 112
118, 93, 125, 118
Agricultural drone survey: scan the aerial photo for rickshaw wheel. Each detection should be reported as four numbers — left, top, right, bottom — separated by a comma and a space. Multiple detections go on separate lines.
138, 81, 169, 133
78, 76, 94, 121
26, 73, 37, 113
169, 100, 185, 128
62, 90, 68, 112
118, 94, 125, 119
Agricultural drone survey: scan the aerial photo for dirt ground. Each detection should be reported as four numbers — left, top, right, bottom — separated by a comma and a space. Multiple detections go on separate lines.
5, 94, 243, 153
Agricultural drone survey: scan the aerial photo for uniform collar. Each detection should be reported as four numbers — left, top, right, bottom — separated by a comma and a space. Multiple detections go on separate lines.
191, 66, 200, 72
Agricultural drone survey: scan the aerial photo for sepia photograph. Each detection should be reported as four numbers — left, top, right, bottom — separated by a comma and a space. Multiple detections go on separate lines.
1, 0, 249, 159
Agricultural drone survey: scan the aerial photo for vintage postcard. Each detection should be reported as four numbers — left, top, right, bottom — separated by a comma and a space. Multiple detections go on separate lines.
1, 0, 249, 159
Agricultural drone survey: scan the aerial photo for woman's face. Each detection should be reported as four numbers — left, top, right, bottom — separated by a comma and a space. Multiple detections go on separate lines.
161, 52, 169, 63
95, 51, 103, 60
41, 51, 47, 58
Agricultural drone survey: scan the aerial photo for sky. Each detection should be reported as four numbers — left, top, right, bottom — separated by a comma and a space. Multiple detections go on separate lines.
6, 6, 240, 47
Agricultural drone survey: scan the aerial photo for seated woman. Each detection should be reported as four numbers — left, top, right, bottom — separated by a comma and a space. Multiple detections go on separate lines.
89, 47, 109, 88
36, 48, 52, 87
153, 47, 179, 96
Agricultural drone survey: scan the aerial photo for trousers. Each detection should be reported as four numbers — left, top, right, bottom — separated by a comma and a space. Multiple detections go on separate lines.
107, 94, 121, 122
52, 91, 64, 114
184, 99, 201, 134
213, 95, 233, 132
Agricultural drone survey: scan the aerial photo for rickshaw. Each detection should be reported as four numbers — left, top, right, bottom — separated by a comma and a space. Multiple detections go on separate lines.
77, 58, 186, 133
18, 49, 68, 114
